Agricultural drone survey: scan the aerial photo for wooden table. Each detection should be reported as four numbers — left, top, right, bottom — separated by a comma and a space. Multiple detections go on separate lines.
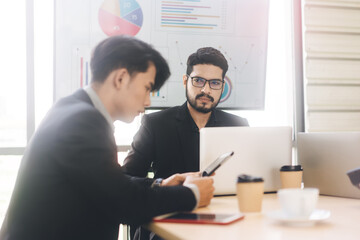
146, 194, 360, 240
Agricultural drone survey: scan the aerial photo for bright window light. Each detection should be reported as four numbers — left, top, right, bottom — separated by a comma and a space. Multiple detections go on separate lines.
0, 2, 27, 147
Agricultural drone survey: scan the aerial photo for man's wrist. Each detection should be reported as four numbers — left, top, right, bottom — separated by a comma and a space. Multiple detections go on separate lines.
183, 183, 199, 210
151, 178, 163, 188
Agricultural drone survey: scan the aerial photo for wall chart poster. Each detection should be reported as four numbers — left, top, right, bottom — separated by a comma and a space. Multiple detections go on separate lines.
55, 0, 269, 109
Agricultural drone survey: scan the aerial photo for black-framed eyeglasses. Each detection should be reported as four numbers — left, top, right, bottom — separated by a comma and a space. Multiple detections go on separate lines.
187, 75, 224, 90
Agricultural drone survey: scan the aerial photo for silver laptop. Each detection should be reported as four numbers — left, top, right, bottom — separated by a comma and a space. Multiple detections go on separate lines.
199, 126, 292, 195
297, 132, 360, 199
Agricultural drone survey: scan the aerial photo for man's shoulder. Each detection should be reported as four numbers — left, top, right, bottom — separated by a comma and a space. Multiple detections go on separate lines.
49, 91, 106, 130
54, 92, 97, 117
213, 109, 249, 126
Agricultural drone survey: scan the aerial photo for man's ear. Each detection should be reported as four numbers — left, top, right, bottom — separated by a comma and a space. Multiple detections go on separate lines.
182, 74, 188, 88
113, 68, 129, 89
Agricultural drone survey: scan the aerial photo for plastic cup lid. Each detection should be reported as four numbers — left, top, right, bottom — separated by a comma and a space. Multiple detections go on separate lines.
280, 165, 303, 171
237, 174, 264, 183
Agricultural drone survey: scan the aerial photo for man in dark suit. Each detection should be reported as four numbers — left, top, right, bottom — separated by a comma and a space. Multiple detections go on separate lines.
123, 47, 249, 180
0, 36, 214, 240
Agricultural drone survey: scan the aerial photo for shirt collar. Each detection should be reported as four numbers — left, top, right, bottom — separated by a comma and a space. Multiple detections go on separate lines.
84, 86, 115, 132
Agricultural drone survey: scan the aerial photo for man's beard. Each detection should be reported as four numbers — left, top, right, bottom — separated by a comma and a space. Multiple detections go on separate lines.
186, 86, 221, 113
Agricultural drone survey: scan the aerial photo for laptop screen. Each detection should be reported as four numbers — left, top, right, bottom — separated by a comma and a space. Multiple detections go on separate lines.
200, 126, 292, 195
297, 132, 360, 199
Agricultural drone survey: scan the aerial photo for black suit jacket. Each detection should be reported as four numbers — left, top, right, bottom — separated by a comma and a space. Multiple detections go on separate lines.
123, 102, 249, 179
0, 90, 196, 240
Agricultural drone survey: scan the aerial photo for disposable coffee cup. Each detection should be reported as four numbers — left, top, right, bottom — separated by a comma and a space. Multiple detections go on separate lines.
236, 174, 264, 212
280, 165, 303, 189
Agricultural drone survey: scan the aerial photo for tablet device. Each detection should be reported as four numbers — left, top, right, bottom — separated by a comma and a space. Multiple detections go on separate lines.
153, 212, 244, 225
201, 151, 234, 177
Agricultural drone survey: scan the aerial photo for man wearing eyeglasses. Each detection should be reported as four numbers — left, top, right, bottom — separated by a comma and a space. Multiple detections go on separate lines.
123, 46, 248, 183
123, 47, 248, 239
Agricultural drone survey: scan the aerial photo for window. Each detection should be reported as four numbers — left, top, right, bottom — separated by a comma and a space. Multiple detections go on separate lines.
0, 2, 27, 148
0, 0, 27, 226
34, 0, 54, 128
0, 0, 54, 227
0, 156, 22, 225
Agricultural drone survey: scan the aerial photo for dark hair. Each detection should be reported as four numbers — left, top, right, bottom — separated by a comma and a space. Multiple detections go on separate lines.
186, 47, 228, 79
90, 35, 170, 91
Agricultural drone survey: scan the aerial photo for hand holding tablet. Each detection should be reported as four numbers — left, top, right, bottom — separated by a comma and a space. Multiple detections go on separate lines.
201, 151, 234, 177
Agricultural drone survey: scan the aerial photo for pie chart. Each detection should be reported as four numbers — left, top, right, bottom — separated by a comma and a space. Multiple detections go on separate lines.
98, 0, 143, 36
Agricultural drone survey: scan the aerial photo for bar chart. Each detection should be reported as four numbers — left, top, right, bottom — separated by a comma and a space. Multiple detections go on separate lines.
156, 0, 234, 34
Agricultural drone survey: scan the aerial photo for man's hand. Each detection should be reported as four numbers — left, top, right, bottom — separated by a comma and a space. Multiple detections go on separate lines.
184, 176, 214, 207
161, 172, 201, 186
